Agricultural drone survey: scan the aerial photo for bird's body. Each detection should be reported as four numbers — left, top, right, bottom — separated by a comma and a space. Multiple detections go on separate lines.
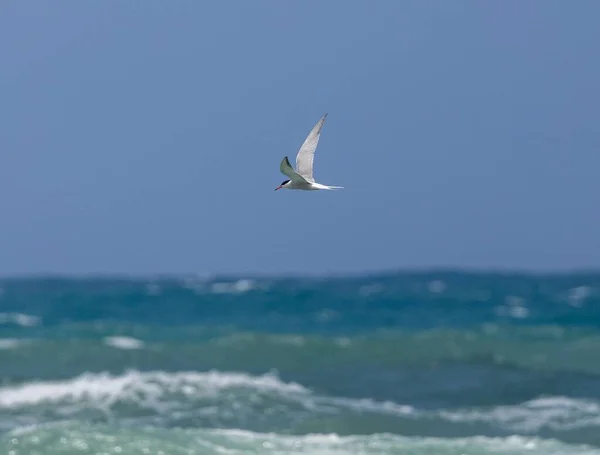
275, 114, 343, 191
282, 180, 337, 191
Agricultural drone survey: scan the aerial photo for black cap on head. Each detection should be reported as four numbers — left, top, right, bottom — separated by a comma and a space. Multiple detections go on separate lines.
281, 180, 290, 186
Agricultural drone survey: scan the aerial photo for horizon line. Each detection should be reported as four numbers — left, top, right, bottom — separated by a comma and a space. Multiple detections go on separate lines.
2, 265, 600, 281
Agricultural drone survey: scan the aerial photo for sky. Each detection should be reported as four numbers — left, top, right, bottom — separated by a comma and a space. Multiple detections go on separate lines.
1, 1, 599, 276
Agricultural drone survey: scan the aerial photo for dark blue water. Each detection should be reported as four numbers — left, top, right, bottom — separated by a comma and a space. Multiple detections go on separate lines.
1, 271, 599, 454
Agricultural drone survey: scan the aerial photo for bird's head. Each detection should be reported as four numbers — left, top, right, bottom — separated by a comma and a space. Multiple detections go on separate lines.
274, 180, 291, 191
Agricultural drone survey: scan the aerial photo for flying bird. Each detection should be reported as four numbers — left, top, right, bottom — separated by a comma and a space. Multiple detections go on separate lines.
275, 114, 343, 191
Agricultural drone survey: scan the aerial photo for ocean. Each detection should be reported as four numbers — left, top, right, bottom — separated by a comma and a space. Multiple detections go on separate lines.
0, 271, 600, 454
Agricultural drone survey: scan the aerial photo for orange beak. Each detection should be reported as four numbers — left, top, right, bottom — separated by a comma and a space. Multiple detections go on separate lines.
274, 185, 282, 191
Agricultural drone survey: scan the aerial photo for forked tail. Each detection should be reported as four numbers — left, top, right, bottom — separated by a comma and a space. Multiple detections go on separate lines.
327, 186, 344, 190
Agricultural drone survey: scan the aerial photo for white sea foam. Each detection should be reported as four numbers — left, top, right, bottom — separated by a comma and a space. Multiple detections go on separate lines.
439, 396, 600, 432
4, 424, 596, 455
204, 429, 600, 455
103, 336, 145, 350
0, 370, 309, 409
0, 313, 41, 327
316, 394, 600, 432
494, 296, 530, 319
6, 424, 598, 455
211, 279, 255, 294
322, 396, 415, 415
568, 286, 593, 307
0, 338, 26, 350
181, 277, 268, 295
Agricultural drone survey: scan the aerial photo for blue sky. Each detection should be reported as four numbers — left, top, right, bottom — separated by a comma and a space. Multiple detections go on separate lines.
1, 1, 599, 275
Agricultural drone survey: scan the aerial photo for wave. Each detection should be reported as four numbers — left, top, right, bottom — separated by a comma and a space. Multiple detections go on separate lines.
0, 370, 598, 440
3, 423, 599, 455
0, 339, 27, 350
322, 394, 600, 434
103, 336, 145, 350
0, 370, 318, 436
180, 276, 264, 294
209, 279, 259, 294
441, 396, 600, 432
204, 430, 599, 455
0, 370, 307, 409
0, 312, 41, 327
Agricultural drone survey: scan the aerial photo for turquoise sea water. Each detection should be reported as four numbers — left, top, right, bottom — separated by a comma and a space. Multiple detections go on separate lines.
1, 271, 599, 454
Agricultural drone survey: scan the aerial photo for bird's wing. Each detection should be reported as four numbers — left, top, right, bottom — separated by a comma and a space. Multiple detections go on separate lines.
280, 156, 309, 184
295, 113, 327, 182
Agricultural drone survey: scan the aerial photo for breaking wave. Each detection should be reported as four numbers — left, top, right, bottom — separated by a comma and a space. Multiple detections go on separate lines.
0, 370, 599, 437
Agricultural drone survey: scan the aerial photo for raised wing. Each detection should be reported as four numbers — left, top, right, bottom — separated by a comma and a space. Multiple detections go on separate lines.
279, 156, 309, 184
295, 113, 327, 182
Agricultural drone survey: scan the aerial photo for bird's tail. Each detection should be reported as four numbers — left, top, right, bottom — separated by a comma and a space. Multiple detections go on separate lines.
327, 186, 344, 190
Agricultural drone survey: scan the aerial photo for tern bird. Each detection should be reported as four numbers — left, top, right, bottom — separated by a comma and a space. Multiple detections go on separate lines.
275, 113, 343, 191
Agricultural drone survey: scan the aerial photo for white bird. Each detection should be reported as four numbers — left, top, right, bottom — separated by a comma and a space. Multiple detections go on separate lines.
275, 113, 343, 191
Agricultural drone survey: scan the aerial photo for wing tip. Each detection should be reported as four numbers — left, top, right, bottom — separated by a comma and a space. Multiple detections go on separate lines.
280, 156, 293, 170
316, 113, 328, 131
